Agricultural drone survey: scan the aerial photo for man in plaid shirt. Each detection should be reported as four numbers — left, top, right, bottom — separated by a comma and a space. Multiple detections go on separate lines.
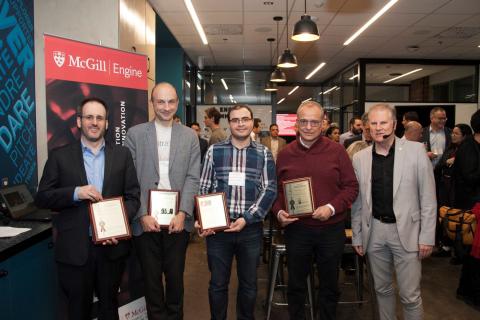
196, 104, 277, 320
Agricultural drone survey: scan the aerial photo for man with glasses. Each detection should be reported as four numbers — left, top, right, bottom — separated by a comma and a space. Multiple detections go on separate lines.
197, 104, 277, 320
344, 112, 373, 149
125, 82, 200, 320
273, 101, 359, 320
420, 107, 452, 167
35, 98, 141, 320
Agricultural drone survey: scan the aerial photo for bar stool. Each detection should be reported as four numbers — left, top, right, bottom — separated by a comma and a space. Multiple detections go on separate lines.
264, 234, 315, 320
337, 229, 376, 319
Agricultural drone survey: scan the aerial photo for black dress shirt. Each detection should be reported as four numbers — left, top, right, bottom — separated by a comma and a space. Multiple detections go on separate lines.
372, 141, 395, 218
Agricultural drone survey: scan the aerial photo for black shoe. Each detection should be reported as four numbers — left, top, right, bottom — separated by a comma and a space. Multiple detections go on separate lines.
450, 255, 464, 265
431, 247, 452, 258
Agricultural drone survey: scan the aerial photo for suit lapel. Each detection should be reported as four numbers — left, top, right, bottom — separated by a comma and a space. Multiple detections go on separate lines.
71, 140, 88, 186
102, 142, 113, 195
393, 137, 405, 197
147, 120, 159, 176
169, 122, 180, 172
364, 149, 373, 208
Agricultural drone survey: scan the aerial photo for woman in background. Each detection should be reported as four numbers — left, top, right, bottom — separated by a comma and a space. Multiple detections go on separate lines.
432, 123, 473, 265
325, 126, 340, 143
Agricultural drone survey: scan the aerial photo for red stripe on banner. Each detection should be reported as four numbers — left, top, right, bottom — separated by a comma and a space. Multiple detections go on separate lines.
44, 35, 148, 90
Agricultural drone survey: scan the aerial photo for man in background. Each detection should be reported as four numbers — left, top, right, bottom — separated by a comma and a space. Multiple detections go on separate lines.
344, 113, 372, 148
339, 117, 362, 145
250, 118, 262, 142
261, 124, 286, 162
173, 114, 181, 124
203, 106, 226, 146
420, 107, 452, 167
402, 111, 419, 129
190, 121, 208, 164
322, 118, 331, 136
404, 121, 423, 142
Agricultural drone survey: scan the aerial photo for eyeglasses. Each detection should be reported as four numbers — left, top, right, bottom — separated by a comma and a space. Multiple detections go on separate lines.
81, 115, 106, 122
229, 117, 252, 124
435, 117, 447, 121
297, 119, 321, 127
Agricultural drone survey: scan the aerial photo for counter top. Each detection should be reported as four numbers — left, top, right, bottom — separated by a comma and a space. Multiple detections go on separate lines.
0, 219, 53, 262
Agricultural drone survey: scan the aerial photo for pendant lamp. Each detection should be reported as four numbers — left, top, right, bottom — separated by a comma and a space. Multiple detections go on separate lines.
270, 16, 286, 82
292, 0, 320, 41
278, 0, 297, 68
265, 38, 278, 91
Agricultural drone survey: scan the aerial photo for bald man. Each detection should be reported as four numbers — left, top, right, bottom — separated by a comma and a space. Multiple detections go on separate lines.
404, 121, 423, 142
125, 82, 200, 319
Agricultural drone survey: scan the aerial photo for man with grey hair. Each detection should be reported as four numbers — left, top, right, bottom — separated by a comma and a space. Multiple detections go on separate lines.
273, 101, 359, 319
404, 121, 423, 142
344, 112, 373, 149
352, 102, 436, 320
420, 107, 452, 167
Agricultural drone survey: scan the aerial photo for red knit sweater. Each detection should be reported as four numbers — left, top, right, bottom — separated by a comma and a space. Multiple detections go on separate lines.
273, 133, 359, 228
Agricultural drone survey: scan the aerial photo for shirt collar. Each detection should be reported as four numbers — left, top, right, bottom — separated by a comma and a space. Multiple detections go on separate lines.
372, 140, 395, 157
225, 137, 256, 149
429, 125, 445, 134
81, 139, 105, 153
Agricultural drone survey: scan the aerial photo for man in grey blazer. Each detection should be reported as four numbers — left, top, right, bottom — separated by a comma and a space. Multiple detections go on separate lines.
351, 103, 436, 320
125, 82, 200, 320
260, 124, 286, 162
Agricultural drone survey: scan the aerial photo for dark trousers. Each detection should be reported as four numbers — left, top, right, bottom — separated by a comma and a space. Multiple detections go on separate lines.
206, 221, 263, 320
458, 254, 480, 304
285, 221, 346, 320
133, 229, 190, 320
57, 241, 127, 320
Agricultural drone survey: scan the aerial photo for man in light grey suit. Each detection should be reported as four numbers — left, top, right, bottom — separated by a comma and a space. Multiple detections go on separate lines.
351, 103, 436, 320
260, 124, 286, 162
125, 82, 200, 320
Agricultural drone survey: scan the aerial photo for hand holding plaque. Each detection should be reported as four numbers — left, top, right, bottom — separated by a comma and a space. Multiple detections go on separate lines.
195, 192, 230, 234
88, 196, 131, 244
148, 189, 180, 229
283, 177, 315, 218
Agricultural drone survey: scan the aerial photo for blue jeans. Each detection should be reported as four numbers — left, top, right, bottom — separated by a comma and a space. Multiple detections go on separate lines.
206, 221, 263, 320
285, 221, 346, 320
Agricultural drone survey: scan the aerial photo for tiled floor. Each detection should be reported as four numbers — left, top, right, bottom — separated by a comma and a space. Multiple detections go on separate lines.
183, 236, 479, 319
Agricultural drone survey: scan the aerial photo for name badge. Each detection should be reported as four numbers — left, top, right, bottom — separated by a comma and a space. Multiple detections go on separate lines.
228, 172, 245, 187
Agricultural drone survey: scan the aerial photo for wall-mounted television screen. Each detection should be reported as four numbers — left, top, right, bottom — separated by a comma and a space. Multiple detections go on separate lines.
276, 114, 297, 136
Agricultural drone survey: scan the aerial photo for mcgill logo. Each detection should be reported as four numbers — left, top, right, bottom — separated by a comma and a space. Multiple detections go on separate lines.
53, 51, 65, 67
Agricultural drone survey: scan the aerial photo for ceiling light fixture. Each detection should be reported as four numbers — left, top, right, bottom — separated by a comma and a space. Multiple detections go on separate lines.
278, 98, 285, 104
271, 16, 287, 82
305, 62, 326, 80
221, 78, 228, 90
278, 0, 298, 68
292, 0, 320, 41
302, 98, 312, 103
349, 74, 358, 80
323, 86, 337, 94
343, 0, 398, 45
383, 68, 422, 83
288, 86, 299, 95
184, 0, 208, 44
265, 38, 278, 91
318, 92, 323, 95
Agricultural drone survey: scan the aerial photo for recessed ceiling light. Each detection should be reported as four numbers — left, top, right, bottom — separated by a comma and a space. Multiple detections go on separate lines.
384, 68, 422, 83
221, 79, 228, 90
323, 86, 337, 94
349, 74, 358, 80
288, 86, 299, 95
413, 30, 431, 36
344, 0, 398, 45
264, 2, 274, 5
278, 98, 285, 104
305, 63, 326, 80
407, 46, 420, 52
184, 0, 208, 44
302, 98, 312, 103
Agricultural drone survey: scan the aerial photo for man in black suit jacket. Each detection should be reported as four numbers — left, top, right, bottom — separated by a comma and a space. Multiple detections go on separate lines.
420, 107, 452, 166
35, 98, 141, 320
344, 112, 372, 149
190, 121, 208, 164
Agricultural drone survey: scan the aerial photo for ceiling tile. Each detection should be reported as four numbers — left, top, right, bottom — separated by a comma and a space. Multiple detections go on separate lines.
244, 50, 271, 59
197, 11, 243, 24
158, 12, 192, 26
414, 14, 472, 28
374, 13, 428, 26
454, 14, 480, 27
149, 0, 187, 12
206, 35, 243, 44
433, 46, 477, 54
419, 37, 466, 47
340, 0, 390, 13
309, 43, 345, 52
396, 26, 450, 37
456, 38, 480, 46
314, 35, 347, 45
193, 0, 242, 12
365, 52, 398, 58
361, 26, 408, 37
303, 51, 339, 58
243, 11, 287, 25
434, 0, 480, 15
209, 43, 243, 51
213, 51, 244, 59
389, 0, 450, 14
243, 24, 276, 35
330, 12, 374, 26
244, 58, 271, 66
175, 35, 204, 44
168, 25, 197, 36
345, 36, 391, 46
213, 57, 244, 65
322, 25, 359, 36
455, 51, 480, 59
291, 0, 348, 13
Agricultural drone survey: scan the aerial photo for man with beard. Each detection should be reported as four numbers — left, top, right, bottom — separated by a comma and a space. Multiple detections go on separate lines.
125, 82, 200, 320
339, 117, 363, 145
35, 98, 141, 320
344, 113, 373, 148
197, 104, 277, 320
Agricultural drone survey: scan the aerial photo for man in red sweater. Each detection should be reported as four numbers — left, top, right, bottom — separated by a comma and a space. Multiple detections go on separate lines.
273, 101, 359, 320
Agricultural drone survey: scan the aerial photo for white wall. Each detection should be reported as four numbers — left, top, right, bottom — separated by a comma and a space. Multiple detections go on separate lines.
34, 0, 120, 181
365, 102, 478, 126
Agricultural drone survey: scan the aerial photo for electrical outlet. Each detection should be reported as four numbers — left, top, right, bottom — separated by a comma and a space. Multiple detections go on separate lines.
2, 178, 7, 186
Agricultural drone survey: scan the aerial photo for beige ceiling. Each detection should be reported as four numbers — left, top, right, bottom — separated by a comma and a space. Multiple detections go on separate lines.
150, 0, 480, 85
